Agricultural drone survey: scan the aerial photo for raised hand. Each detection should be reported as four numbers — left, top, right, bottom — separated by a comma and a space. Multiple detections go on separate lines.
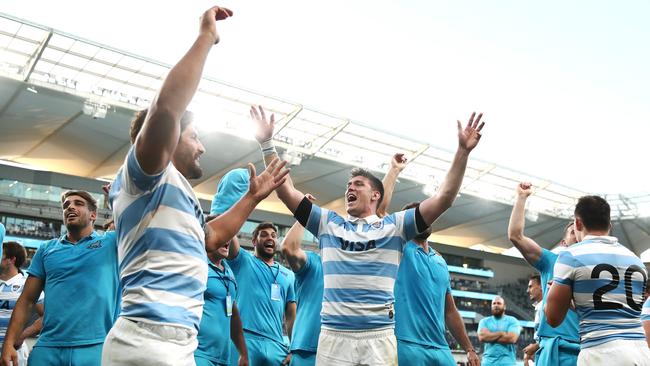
247, 158, 289, 202
390, 153, 408, 172
457, 112, 485, 151
250, 105, 275, 143
516, 182, 533, 198
199, 6, 233, 45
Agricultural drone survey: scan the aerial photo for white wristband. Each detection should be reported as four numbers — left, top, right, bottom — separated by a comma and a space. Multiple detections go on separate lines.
260, 138, 277, 156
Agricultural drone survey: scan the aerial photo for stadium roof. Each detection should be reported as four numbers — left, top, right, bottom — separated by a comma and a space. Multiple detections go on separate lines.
2, 12, 650, 256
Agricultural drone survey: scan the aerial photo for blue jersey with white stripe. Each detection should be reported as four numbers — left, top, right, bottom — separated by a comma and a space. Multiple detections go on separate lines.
0, 274, 27, 344
110, 147, 208, 330
394, 242, 451, 348
290, 251, 323, 352
298, 201, 419, 330
553, 235, 647, 349
533, 248, 579, 342
642, 298, 650, 322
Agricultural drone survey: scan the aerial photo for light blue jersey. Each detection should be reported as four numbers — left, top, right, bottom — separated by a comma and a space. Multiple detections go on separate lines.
195, 260, 238, 365
478, 315, 520, 366
533, 248, 579, 342
227, 249, 295, 344
394, 242, 451, 349
27, 231, 120, 347
642, 298, 650, 322
290, 251, 323, 353
295, 198, 421, 330
110, 147, 208, 331
553, 235, 647, 349
0, 223, 4, 259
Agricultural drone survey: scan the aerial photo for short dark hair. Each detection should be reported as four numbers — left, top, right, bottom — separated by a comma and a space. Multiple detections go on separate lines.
529, 274, 541, 284
350, 168, 384, 208
130, 109, 195, 144
574, 195, 610, 232
3, 241, 26, 269
61, 190, 98, 212
252, 222, 278, 242
402, 201, 431, 241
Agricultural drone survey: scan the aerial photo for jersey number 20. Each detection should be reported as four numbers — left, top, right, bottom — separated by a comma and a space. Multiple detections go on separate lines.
591, 264, 646, 311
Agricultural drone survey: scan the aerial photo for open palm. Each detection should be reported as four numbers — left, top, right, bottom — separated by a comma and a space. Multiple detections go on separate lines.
457, 112, 485, 151
247, 158, 289, 202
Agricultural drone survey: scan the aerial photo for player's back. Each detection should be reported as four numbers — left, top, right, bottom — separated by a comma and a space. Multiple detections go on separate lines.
556, 236, 646, 348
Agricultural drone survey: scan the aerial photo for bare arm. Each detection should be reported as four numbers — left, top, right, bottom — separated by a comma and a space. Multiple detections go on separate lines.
250, 106, 305, 213
1, 277, 44, 366
135, 7, 232, 175
545, 282, 572, 327
497, 331, 519, 344
507, 182, 542, 264
445, 293, 480, 366
230, 304, 249, 366
227, 236, 241, 260
377, 154, 407, 218
285, 302, 296, 341
17, 303, 44, 346
282, 221, 308, 272
419, 113, 484, 226
205, 159, 289, 252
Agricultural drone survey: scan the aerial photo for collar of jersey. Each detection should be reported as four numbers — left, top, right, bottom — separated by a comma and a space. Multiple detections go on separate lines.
0, 272, 24, 286
583, 235, 618, 244
347, 214, 381, 224
59, 230, 99, 244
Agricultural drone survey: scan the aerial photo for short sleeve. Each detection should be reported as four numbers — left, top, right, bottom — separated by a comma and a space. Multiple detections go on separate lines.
533, 248, 554, 273
294, 197, 331, 239
553, 250, 577, 288
27, 243, 47, 279
123, 146, 166, 194
286, 275, 296, 304
295, 252, 314, 279
391, 208, 418, 241
507, 317, 522, 335
227, 247, 253, 275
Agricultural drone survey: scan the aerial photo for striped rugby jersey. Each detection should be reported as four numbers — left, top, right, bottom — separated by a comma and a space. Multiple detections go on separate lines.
553, 235, 647, 348
0, 273, 27, 343
295, 198, 420, 330
110, 147, 208, 330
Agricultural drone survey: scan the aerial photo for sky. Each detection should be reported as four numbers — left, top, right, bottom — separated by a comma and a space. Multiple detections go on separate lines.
3, 0, 650, 194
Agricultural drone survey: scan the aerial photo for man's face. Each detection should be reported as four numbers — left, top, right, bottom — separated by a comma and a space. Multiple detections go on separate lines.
527, 279, 542, 303
491, 297, 506, 316
62, 195, 96, 232
173, 124, 205, 180
560, 223, 578, 247
253, 228, 277, 260
0, 254, 10, 272
345, 176, 379, 217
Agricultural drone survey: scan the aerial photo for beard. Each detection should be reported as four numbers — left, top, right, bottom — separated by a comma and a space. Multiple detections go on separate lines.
256, 245, 275, 260
492, 308, 504, 317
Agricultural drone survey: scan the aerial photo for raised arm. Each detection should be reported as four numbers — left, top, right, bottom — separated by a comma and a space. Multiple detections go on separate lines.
205, 159, 289, 252
282, 221, 308, 272
377, 154, 408, 218
135, 6, 232, 175
250, 106, 305, 213
419, 112, 484, 226
507, 182, 542, 264
445, 293, 480, 366
1, 277, 44, 366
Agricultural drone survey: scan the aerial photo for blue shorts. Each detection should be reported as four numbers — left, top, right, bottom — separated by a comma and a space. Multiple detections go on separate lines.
231, 332, 289, 366
397, 340, 455, 366
28, 343, 103, 366
289, 350, 316, 366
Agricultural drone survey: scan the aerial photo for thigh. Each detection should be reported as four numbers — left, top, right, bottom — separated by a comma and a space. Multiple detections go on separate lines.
315, 331, 357, 366
397, 341, 426, 366
28, 346, 64, 366
71, 344, 104, 366
363, 333, 397, 366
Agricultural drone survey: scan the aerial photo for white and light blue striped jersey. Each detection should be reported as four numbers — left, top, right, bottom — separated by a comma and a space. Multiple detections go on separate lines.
109, 147, 208, 330
295, 198, 420, 330
642, 298, 650, 322
0, 273, 27, 343
553, 235, 647, 349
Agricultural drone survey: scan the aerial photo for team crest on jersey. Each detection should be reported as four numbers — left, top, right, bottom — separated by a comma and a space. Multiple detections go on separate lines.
87, 241, 103, 249
371, 221, 384, 230
12, 285, 21, 291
